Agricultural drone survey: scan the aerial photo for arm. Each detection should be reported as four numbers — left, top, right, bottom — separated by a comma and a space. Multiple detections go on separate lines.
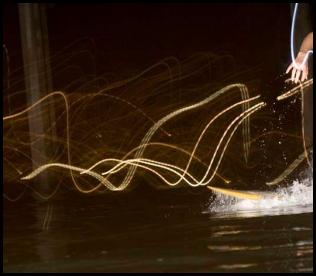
286, 32, 313, 83
299, 32, 313, 53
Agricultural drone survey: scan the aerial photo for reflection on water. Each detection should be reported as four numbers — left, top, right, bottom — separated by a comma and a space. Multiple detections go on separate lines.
4, 181, 313, 273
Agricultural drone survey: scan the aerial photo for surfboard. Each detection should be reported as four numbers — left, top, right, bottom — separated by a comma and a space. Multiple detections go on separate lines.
207, 186, 276, 201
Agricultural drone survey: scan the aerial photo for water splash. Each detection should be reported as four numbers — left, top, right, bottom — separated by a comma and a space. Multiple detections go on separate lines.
207, 175, 313, 218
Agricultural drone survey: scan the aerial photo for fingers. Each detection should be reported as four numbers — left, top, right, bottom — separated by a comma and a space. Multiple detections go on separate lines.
286, 63, 308, 83
304, 68, 308, 82
291, 67, 296, 82
301, 68, 307, 82
305, 68, 308, 80
294, 68, 301, 83
286, 64, 293, 74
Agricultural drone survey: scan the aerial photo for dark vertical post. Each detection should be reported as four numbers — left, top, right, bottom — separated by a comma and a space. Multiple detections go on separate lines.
18, 3, 56, 198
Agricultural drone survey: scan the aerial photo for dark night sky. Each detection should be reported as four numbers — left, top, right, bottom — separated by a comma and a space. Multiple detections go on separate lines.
4, 4, 292, 84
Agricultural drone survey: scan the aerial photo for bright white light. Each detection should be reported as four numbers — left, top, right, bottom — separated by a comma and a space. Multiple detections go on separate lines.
290, 3, 313, 70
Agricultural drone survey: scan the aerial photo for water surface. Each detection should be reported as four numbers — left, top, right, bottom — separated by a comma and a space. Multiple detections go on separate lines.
4, 179, 313, 273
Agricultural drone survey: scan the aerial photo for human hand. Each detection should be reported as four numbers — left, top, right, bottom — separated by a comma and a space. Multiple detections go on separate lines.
286, 51, 309, 83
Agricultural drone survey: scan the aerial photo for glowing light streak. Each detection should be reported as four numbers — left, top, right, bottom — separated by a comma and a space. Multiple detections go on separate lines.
277, 78, 313, 101
120, 84, 254, 191
207, 186, 262, 200
81, 96, 259, 185
20, 101, 264, 192
266, 151, 307, 186
290, 3, 313, 70
3, 48, 310, 199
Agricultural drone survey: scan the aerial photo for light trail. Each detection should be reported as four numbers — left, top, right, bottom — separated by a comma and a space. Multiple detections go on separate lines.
20, 100, 264, 192
290, 3, 313, 70
3, 46, 312, 200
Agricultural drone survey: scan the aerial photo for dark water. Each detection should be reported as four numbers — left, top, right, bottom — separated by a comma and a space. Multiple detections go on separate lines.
4, 184, 313, 273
